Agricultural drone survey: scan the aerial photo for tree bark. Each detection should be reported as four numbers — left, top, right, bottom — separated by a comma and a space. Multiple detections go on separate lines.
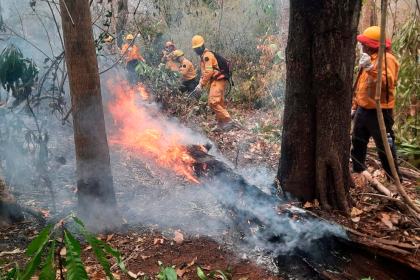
112, 0, 128, 48
0, 170, 23, 227
60, 0, 120, 231
360, 0, 373, 31
277, 0, 362, 213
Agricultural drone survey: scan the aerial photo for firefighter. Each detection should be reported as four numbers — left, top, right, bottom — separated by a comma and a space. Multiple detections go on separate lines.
351, 26, 402, 182
171, 50, 199, 93
162, 41, 179, 71
191, 35, 234, 131
103, 36, 118, 55
121, 34, 145, 85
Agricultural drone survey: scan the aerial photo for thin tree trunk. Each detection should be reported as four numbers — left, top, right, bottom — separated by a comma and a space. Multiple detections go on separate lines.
361, 0, 373, 31
114, 0, 128, 48
277, 0, 362, 213
60, 0, 120, 231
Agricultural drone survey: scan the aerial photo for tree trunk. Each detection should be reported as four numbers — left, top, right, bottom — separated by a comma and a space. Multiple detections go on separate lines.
112, 0, 128, 48
0, 170, 23, 227
277, 0, 362, 213
360, 0, 373, 31
60, 0, 120, 231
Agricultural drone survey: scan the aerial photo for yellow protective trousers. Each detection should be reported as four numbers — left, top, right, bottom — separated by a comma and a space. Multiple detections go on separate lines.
208, 79, 233, 124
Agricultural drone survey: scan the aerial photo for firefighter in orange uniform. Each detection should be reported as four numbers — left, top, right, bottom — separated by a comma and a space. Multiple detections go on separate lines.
162, 41, 180, 71
191, 35, 234, 131
351, 26, 402, 182
171, 50, 199, 93
121, 34, 145, 85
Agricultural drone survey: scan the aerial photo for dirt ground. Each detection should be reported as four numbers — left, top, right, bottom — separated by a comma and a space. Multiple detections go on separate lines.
0, 221, 281, 280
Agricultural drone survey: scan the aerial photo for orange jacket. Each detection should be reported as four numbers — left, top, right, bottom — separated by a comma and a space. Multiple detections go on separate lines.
121, 44, 144, 62
179, 58, 197, 81
352, 52, 399, 110
200, 49, 219, 86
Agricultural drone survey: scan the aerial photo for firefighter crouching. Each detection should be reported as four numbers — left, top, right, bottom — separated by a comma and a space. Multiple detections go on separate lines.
351, 26, 403, 182
171, 50, 199, 93
121, 34, 146, 85
162, 41, 180, 72
191, 35, 234, 131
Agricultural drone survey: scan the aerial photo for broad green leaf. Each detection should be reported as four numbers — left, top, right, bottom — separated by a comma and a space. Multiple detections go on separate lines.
20, 239, 49, 280
39, 239, 56, 280
6, 267, 18, 280
64, 230, 89, 280
26, 225, 53, 257
197, 266, 210, 280
164, 267, 177, 280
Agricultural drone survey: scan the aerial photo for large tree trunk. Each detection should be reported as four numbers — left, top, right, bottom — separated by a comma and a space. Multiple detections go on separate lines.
60, 0, 120, 231
277, 0, 362, 213
0, 170, 23, 228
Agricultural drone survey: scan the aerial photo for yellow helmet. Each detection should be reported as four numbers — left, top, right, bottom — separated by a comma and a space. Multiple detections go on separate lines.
171, 50, 184, 59
126, 34, 134, 40
104, 36, 113, 44
191, 35, 204, 49
166, 41, 174, 47
362, 26, 381, 41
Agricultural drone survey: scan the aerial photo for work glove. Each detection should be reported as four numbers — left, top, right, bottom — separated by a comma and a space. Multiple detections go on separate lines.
128, 47, 133, 52
351, 109, 356, 120
194, 83, 203, 93
359, 53, 373, 71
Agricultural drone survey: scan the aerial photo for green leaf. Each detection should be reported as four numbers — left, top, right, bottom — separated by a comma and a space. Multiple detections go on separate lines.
20, 239, 50, 280
26, 225, 53, 257
64, 230, 89, 280
6, 267, 18, 280
81, 230, 114, 280
73, 217, 85, 228
197, 266, 210, 280
0, 259, 10, 265
99, 239, 128, 273
39, 239, 56, 280
164, 267, 177, 280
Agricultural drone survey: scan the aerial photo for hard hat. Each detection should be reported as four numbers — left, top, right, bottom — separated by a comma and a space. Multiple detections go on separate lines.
166, 41, 174, 47
172, 50, 184, 59
126, 34, 134, 40
191, 35, 204, 49
104, 36, 113, 44
361, 26, 381, 41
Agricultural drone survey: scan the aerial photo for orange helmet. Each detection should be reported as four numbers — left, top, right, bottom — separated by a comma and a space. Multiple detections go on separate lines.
191, 35, 204, 49
166, 41, 174, 47
357, 26, 392, 51
361, 26, 381, 41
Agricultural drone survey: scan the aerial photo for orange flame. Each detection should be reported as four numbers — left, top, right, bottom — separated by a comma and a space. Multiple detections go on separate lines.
107, 79, 200, 184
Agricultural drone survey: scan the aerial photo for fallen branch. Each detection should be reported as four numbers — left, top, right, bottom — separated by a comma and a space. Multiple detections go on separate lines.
361, 170, 392, 197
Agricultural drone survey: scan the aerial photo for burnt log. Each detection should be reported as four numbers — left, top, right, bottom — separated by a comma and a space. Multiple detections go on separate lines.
187, 144, 420, 279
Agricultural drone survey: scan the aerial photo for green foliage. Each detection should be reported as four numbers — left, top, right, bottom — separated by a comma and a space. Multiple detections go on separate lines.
136, 62, 183, 108
157, 261, 177, 280
393, 15, 420, 167
197, 266, 232, 280
0, 45, 39, 107
0, 217, 131, 280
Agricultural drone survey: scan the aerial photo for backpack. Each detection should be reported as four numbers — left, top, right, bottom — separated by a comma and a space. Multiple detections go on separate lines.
210, 51, 232, 81
203, 51, 235, 95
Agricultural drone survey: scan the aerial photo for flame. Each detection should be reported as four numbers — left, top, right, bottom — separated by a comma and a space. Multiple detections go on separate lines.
136, 83, 149, 100
107, 79, 200, 184
198, 142, 208, 153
